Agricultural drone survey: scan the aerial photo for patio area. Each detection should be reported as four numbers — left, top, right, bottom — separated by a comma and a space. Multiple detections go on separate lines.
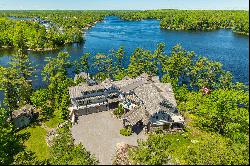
71, 110, 147, 165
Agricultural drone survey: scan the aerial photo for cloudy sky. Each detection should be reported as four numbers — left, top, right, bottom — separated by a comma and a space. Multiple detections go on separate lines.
0, 0, 249, 10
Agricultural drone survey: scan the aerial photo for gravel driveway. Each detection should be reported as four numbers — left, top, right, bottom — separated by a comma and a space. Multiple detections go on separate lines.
71, 110, 147, 165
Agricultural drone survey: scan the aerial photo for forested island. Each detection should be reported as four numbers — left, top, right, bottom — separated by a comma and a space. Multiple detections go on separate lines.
116, 10, 249, 35
0, 10, 249, 165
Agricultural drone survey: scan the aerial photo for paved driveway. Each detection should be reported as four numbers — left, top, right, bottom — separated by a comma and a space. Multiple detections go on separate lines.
71, 110, 147, 165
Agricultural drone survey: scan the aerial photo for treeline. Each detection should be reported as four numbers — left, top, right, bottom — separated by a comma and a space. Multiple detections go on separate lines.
0, 10, 248, 51
0, 11, 108, 51
114, 10, 249, 35
0, 43, 249, 164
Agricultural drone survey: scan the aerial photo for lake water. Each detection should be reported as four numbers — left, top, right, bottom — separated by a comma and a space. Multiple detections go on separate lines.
83, 16, 249, 84
0, 16, 249, 102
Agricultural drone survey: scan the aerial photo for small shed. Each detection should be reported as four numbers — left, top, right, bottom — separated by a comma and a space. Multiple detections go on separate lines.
12, 105, 34, 129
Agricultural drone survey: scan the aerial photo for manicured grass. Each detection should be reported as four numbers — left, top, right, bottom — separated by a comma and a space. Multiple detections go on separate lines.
18, 125, 49, 160
44, 110, 63, 128
17, 109, 65, 161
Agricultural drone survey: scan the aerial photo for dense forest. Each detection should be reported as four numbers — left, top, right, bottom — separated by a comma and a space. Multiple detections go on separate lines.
0, 10, 248, 51
114, 10, 249, 35
0, 11, 108, 51
0, 10, 249, 165
0, 42, 249, 164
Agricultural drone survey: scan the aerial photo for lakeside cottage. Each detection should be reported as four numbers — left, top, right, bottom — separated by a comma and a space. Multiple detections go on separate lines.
68, 73, 184, 132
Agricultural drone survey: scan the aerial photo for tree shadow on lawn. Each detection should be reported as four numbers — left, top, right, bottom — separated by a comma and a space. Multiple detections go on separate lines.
16, 121, 43, 143
15, 112, 45, 143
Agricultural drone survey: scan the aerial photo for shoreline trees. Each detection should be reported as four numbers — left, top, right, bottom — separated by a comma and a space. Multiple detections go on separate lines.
0, 11, 108, 51
114, 10, 249, 35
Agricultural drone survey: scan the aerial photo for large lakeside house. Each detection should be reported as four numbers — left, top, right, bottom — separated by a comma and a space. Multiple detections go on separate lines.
68, 73, 184, 132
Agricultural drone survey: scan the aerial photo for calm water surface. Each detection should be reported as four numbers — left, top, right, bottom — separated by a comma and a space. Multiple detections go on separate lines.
0, 16, 249, 101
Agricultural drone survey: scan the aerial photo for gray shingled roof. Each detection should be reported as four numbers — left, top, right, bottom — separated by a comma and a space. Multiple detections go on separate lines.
119, 79, 147, 93
126, 94, 142, 104
69, 84, 105, 99
69, 73, 179, 126
153, 83, 177, 107
133, 82, 177, 116
112, 74, 150, 94
121, 106, 147, 126
69, 73, 151, 99
112, 77, 136, 90
12, 104, 34, 118
101, 78, 113, 89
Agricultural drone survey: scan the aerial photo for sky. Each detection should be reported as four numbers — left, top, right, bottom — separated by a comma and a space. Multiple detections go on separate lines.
0, 0, 249, 10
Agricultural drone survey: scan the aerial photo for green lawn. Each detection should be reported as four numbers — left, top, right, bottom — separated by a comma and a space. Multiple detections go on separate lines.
44, 110, 63, 128
17, 109, 63, 161
18, 125, 49, 160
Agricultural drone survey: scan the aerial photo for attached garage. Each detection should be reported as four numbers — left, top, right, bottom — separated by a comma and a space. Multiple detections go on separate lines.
75, 104, 108, 116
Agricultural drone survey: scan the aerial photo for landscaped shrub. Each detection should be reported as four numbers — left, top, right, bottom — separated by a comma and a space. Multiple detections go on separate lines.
120, 127, 132, 136
154, 128, 164, 134
113, 104, 124, 118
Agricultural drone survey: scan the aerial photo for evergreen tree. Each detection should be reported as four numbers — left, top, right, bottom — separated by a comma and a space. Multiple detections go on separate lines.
0, 108, 23, 164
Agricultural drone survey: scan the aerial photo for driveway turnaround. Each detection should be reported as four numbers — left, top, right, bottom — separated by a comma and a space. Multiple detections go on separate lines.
71, 110, 147, 165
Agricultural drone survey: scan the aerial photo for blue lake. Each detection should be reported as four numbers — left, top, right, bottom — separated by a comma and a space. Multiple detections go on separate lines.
0, 16, 249, 101
84, 16, 249, 84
